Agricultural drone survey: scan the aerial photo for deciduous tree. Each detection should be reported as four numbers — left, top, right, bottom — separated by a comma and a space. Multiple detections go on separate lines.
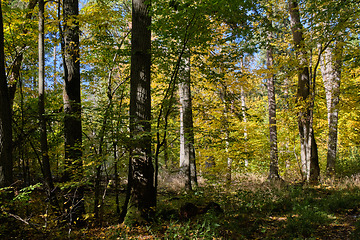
320, 42, 342, 178
179, 50, 197, 190
125, 0, 156, 222
38, 0, 56, 203
0, 1, 13, 187
62, 0, 84, 220
288, 0, 319, 182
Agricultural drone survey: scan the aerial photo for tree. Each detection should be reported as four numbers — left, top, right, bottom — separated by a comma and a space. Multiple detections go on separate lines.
179, 50, 197, 191
266, 32, 281, 180
62, 0, 84, 219
320, 42, 342, 178
38, 0, 56, 203
125, 0, 156, 222
288, 0, 319, 182
8, 0, 37, 109
0, 0, 13, 187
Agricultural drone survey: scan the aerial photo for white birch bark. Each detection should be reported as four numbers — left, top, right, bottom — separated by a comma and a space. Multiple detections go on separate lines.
179, 52, 196, 190
320, 42, 342, 177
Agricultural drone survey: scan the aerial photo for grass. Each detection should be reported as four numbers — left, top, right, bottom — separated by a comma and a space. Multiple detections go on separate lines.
2, 173, 360, 239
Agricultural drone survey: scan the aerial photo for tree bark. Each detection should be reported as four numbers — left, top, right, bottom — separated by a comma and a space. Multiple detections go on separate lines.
288, 0, 319, 182
320, 42, 342, 178
8, 0, 37, 110
63, 0, 82, 178
179, 51, 197, 191
266, 37, 281, 180
125, 0, 156, 222
38, 0, 56, 203
240, 58, 248, 168
0, 1, 13, 187
62, 0, 84, 220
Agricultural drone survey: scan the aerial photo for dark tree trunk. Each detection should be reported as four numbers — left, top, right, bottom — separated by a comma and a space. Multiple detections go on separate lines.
94, 164, 102, 222
266, 36, 281, 180
62, 0, 84, 220
288, 0, 319, 182
0, 2, 13, 187
124, 0, 155, 222
63, 0, 82, 179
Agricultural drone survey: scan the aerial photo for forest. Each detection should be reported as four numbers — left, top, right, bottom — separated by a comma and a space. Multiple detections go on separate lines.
1, 0, 360, 239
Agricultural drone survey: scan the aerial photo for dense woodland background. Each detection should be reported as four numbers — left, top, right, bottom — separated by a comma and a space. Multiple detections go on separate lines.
1, 0, 360, 239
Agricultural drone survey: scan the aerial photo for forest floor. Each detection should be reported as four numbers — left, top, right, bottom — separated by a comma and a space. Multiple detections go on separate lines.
2, 173, 360, 239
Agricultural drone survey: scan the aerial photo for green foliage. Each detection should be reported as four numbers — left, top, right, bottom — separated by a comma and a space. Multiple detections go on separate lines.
337, 148, 360, 177
163, 218, 220, 239
285, 205, 330, 238
352, 219, 360, 240
13, 183, 42, 202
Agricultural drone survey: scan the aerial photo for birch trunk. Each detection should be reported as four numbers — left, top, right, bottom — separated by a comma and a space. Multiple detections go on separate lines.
320, 43, 342, 177
179, 51, 197, 190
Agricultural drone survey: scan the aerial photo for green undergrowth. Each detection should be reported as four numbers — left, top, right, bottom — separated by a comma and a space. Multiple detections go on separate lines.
2, 176, 360, 239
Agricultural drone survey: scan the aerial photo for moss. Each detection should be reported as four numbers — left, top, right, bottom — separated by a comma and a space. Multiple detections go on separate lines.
124, 205, 144, 226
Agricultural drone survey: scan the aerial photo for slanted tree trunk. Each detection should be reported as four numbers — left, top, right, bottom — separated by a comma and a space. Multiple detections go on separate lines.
0, 2, 13, 187
179, 51, 197, 191
266, 36, 281, 180
8, 0, 37, 110
320, 43, 342, 178
124, 0, 156, 223
38, 0, 56, 203
62, 0, 84, 220
288, 0, 319, 182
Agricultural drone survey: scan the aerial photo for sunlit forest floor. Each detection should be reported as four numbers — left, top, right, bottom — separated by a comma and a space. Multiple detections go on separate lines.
2, 173, 360, 239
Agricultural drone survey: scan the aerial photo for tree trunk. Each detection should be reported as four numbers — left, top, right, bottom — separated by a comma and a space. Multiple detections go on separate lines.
114, 144, 120, 215
38, 0, 57, 204
0, 2, 13, 187
320, 43, 342, 178
125, 0, 155, 222
94, 101, 113, 223
8, 0, 37, 110
179, 51, 197, 191
288, 0, 319, 182
241, 85, 248, 168
266, 37, 281, 180
218, 84, 232, 184
62, 0, 84, 220
240, 57, 248, 168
